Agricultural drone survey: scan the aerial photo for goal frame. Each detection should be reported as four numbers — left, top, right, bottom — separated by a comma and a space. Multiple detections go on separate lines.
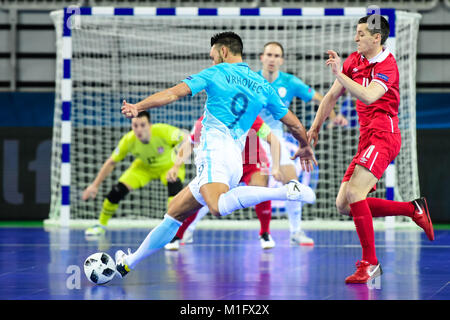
51, 6, 412, 230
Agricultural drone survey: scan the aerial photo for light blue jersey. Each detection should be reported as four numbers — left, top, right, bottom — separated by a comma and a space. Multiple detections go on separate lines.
183, 62, 288, 150
258, 70, 315, 133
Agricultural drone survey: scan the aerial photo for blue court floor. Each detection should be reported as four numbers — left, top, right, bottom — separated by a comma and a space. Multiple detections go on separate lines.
0, 227, 449, 301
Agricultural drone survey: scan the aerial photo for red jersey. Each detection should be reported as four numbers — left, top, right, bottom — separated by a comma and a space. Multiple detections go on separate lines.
342, 48, 400, 133
190, 115, 269, 165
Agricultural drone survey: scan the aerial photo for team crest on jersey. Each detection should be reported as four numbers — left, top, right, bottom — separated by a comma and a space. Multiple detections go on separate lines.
278, 87, 287, 98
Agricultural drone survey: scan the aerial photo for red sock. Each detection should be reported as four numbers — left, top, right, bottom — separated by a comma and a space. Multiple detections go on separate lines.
255, 201, 272, 236
176, 210, 198, 239
367, 198, 414, 218
350, 199, 377, 265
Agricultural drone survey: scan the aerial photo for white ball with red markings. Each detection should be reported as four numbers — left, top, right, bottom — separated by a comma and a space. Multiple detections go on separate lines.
83, 252, 116, 285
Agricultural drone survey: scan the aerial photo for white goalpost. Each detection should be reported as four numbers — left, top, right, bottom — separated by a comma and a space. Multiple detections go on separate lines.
46, 7, 421, 230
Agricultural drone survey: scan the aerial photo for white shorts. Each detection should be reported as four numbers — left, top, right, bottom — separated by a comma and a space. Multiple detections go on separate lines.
188, 138, 243, 206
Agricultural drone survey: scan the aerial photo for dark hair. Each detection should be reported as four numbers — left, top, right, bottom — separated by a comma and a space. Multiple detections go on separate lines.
137, 111, 150, 122
358, 14, 390, 45
210, 32, 243, 56
263, 41, 285, 58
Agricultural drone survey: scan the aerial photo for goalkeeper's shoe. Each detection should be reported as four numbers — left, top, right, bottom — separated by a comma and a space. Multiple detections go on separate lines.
345, 260, 382, 284
259, 232, 276, 249
411, 197, 434, 241
85, 224, 106, 237
286, 180, 316, 203
115, 249, 131, 278
164, 237, 181, 251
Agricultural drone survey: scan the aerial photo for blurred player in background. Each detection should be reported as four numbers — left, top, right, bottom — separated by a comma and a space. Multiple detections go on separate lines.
81, 111, 187, 237
164, 115, 301, 250
115, 32, 317, 278
258, 42, 348, 246
308, 15, 434, 284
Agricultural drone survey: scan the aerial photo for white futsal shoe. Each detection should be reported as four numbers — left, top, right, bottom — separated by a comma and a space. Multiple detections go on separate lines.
290, 230, 314, 246
164, 237, 181, 251
259, 232, 276, 249
181, 229, 194, 244
115, 249, 131, 278
286, 180, 316, 203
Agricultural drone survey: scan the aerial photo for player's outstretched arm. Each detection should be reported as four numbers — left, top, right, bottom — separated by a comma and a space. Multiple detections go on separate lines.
308, 79, 345, 147
279, 110, 317, 172
122, 83, 192, 119
82, 157, 116, 200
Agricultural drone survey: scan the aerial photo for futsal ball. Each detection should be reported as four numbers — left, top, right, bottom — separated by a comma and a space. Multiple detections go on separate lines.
83, 252, 116, 285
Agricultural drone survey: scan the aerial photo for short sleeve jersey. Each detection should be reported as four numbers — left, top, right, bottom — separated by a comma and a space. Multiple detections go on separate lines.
111, 123, 184, 169
182, 62, 288, 149
190, 115, 270, 165
342, 48, 400, 133
258, 70, 315, 132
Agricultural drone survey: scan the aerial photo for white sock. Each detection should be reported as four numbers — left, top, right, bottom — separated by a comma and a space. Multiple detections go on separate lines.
126, 214, 181, 269
286, 200, 302, 234
188, 206, 209, 232
218, 185, 287, 216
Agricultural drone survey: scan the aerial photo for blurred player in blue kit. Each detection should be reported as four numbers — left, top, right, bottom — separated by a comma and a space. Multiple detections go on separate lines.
258, 42, 348, 245
115, 32, 317, 277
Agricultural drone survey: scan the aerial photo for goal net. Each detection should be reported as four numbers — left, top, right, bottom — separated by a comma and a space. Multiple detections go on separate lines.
47, 7, 421, 229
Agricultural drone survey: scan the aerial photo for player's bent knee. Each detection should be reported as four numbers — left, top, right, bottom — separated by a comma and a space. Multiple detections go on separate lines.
167, 178, 184, 197
206, 204, 221, 217
107, 182, 130, 204
336, 198, 351, 216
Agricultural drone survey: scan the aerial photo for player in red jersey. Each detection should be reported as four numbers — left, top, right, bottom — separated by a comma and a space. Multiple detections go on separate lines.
308, 14, 434, 284
165, 115, 307, 250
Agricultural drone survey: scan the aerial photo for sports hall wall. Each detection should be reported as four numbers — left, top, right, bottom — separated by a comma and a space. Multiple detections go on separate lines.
0, 1, 449, 223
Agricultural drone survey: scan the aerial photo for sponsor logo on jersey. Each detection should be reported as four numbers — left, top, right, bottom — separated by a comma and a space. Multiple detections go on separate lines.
353, 68, 359, 73
376, 73, 389, 82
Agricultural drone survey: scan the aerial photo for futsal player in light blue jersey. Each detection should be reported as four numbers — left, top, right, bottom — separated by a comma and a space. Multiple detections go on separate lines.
258, 42, 348, 246
115, 32, 317, 277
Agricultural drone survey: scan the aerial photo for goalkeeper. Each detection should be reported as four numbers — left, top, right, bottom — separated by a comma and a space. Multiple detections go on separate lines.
82, 111, 188, 236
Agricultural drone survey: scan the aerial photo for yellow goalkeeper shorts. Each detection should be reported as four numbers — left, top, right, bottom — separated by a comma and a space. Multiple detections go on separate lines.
118, 159, 185, 190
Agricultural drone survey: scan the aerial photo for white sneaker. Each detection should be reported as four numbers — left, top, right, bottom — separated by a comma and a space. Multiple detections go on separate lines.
286, 180, 316, 203
259, 232, 276, 249
290, 230, 314, 246
181, 229, 194, 244
115, 249, 131, 278
164, 238, 180, 251
85, 224, 106, 237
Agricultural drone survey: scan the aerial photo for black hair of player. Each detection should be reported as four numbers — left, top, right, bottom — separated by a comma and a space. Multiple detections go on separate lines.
263, 41, 285, 58
137, 111, 151, 122
358, 14, 390, 45
210, 32, 243, 56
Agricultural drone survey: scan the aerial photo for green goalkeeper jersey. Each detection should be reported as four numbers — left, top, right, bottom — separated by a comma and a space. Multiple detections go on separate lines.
111, 123, 184, 169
